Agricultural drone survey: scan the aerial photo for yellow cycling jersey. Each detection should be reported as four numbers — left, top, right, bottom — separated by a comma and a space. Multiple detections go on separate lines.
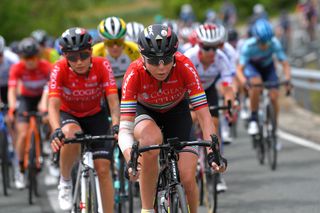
92, 41, 141, 88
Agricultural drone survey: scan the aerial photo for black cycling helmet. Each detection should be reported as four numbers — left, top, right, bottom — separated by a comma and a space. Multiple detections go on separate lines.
59, 27, 92, 52
19, 37, 40, 57
31, 29, 47, 45
138, 24, 178, 58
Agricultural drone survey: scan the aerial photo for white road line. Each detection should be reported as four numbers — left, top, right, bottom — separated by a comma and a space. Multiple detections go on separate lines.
278, 130, 320, 151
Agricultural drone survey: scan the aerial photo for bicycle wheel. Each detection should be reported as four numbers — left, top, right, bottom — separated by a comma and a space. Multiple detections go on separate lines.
0, 129, 9, 196
266, 104, 277, 171
28, 133, 37, 204
203, 168, 218, 213
169, 184, 189, 213
86, 170, 98, 213
254, 128, 265, 165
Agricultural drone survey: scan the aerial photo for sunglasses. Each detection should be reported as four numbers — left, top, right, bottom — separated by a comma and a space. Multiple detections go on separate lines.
145, 56, 174, 66
65, 51, 91, 62
104, 39, 124, 47
201, 45, 218, 52
22, 56, 38, 61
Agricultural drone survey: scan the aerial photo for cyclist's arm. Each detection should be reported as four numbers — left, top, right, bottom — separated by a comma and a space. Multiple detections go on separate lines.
7, 86, 17, 111
48, 97, 61, 130
118, 116, 135, 163
194, 107, 217, 141
236, 63, 246, 85
280, 60, 291, 81
106, 93, 120, 126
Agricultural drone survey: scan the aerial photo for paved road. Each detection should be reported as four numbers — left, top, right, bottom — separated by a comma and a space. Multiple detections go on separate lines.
1, 119, 320, 213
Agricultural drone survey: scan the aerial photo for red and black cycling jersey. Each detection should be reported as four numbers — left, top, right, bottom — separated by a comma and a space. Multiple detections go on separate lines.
121, 52, 208, 116
49, 57, 118, 117
8, 59, 51, 97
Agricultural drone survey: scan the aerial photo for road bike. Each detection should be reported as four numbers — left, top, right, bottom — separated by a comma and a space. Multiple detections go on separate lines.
129, 134, 224, 213
250, 81, 291, 170
65, 132, 115, 213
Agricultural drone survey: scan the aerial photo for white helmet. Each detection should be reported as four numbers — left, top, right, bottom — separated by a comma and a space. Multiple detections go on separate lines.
196, 23, 226, 45
126, 22, 144, 43
0, 35, 5, 53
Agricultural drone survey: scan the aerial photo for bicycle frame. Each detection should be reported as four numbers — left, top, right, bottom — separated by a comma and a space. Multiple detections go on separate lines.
66, 134, 115, 213
73, 150, 103, 213
23, 114, 42, 171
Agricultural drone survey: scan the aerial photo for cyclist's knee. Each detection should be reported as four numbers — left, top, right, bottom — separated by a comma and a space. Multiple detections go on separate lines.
95, 159, 111, 176
62, 123, 81, 138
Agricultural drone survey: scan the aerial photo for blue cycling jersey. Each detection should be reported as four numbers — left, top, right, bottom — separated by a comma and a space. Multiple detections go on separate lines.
239, 37, 287, 67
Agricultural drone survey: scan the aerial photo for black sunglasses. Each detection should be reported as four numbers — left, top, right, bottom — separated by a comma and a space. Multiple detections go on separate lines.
201, 45, 218, 52
65, 51, 91, 62
145, 56, 174, 66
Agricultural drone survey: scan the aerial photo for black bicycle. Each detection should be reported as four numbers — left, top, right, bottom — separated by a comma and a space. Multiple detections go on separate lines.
129, 134, 225, 213
198, 102, 232, 213
250, 81, 291, 170
0, 103, 11, 196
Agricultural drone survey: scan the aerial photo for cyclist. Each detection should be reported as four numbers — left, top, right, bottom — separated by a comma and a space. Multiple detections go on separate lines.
48, 27, 120, 212
185, 23, 235, 191
236, 19, 291, 136
8, 37, 51, 189
31, 29, 60, 64
118, 24, 227, 213
126, 21, 145, 43
0, 35, 19, 105
93, 16, 140, 98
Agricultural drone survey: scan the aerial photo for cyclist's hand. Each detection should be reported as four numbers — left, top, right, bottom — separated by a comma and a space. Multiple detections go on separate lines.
50, 128, 65, 152
111, 124, 119, 141
210, 157, 227, 173
127, 166, 141, 181
285, 80, 292, 96
6, 108, 15, 123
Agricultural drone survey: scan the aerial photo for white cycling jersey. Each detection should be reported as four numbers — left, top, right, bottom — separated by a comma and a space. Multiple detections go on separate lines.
220, 42, 238, 74
106, 54, 132, 88
184, 45, 233, 90
0, 49, 19, 87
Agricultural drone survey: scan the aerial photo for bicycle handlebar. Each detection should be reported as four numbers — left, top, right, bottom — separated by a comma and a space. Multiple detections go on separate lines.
64, 132, 115, 144
129, 134, 221, 176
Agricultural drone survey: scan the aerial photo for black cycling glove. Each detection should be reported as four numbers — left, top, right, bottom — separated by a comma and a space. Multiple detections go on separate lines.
207, 152, 228, 169
111, 124, 119, 135
50, 128, 65, 143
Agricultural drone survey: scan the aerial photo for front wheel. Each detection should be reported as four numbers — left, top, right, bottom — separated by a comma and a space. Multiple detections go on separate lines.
170, 184, 189, 213
265, 104, 277, 171
0, 130, 9, 196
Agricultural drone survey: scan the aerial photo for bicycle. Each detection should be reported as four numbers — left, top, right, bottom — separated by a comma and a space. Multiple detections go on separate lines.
0, 103, 13, 196
250, 81, 291, 170
63, 132, 115, 213
20, 111, 45, 204
112, 143, 134, 213
197, 102, 232, 213
129, 134, 224, 213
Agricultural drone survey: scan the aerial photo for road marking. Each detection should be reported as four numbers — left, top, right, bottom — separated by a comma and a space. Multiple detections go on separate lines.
278, 130, 320, 151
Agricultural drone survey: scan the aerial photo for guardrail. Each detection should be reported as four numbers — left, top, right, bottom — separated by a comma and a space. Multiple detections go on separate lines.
291, 67, 320, 113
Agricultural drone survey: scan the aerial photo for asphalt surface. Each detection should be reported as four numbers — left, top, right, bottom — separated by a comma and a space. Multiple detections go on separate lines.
1, 98, 320, 213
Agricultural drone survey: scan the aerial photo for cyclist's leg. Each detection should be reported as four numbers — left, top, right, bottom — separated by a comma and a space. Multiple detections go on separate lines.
244, 64, 263, 134
59, 112, 81, 180
81, 110, 114, 213
134, 103, 162, 210
58, 112, 81, 210
261, 63, 279, 125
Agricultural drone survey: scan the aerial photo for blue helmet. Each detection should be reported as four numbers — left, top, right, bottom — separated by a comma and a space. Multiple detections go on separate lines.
252, 19, 273, 43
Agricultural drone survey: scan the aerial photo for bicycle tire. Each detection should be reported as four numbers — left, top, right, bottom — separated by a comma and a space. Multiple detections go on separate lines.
254, 128, 265, 165
266, 104, 277, 171
203, 168, 218, 213
197, 169, 204, 206
87, 170, 98, 213
28, 133, 37, 205
0, 129, 9, 196
170, 184, 189, 213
